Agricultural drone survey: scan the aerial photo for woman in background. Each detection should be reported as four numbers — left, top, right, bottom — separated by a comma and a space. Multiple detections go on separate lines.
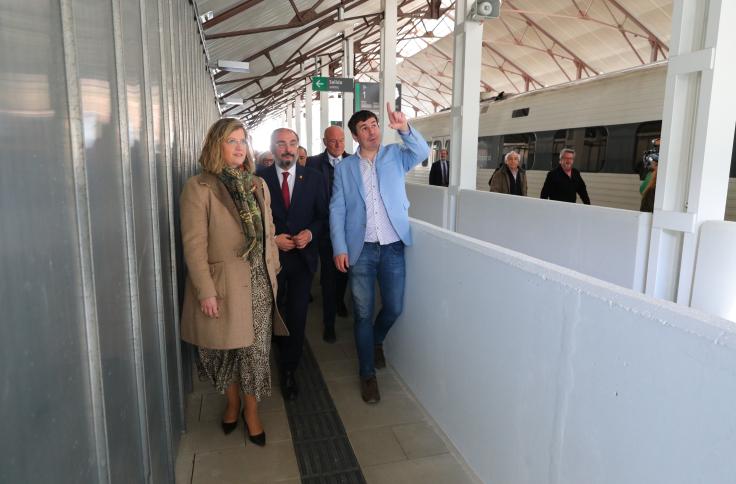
179, 118, 287, 446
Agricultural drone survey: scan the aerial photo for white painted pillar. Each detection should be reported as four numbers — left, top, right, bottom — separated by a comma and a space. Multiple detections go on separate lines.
646, 0, 736, 303
286, 103, 293, 130
379, 0, 397, 145
294, 97, 303, 142
446, 0, 485, 230
305, 81, 314, 155
343, 30, 355, 153
320, 61, 329, 133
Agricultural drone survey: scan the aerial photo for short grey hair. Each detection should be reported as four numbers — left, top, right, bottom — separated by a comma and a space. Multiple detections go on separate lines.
559, 148, 575, 160
504, 151, 520, 163
257, 151, 273, 164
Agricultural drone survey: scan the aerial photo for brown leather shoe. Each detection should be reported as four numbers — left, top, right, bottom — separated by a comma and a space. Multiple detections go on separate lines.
360, 376, 381, 404
374, 345, 386, 369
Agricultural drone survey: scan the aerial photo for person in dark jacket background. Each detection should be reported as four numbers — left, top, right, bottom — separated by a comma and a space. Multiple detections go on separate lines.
306, 125, 350, 343
540, 148, 590, 204
489, 150, 527, 196
428, 148, 450, 187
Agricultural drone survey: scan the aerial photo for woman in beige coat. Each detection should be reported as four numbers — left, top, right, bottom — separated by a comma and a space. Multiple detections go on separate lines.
180, 118, 287, 446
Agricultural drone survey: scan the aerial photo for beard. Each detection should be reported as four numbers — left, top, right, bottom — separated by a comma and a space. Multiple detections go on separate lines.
276, 155, 295, 169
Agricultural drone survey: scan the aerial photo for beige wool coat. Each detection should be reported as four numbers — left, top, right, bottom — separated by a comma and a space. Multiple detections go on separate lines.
179, 172, 288, 350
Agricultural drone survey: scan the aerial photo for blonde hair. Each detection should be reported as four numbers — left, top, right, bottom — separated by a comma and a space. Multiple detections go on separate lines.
198, 118, 254, 174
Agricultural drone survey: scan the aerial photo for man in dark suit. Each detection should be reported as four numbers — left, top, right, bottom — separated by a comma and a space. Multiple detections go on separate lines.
306, 125, 350, 343
429, 148, 450, 186
258, 128, 328, 400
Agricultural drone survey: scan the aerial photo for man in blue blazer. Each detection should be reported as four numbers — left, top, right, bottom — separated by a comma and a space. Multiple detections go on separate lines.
306, 125, 350, 344
330, 104, 429, 403
258, 128, 328, 401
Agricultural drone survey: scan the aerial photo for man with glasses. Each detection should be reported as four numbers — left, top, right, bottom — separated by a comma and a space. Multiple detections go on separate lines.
330, 104, 429, 403
306, 126, 351, 343
259, 128, 328, 400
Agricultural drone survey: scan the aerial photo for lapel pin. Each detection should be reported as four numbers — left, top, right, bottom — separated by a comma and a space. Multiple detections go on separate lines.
298, 175, 303, 180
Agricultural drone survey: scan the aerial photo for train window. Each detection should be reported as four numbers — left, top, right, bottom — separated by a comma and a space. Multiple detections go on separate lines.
431, 140, 443, 164
552, 129, 568, 160
581, 126, 607, 172
478, 135, 502, 168
550, 127, 607, 172
635, 121, 662, 171
502, 132, 536, 169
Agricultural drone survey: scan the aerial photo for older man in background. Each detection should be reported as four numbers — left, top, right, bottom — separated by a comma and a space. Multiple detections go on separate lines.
489, 150, 527, 196
307, 126, 351, 343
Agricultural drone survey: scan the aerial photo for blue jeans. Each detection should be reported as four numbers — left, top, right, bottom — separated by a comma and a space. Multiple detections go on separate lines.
349, 241, 406, 379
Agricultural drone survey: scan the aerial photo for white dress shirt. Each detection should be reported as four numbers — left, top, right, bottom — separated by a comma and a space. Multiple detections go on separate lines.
328, 155, 342, 168
357, 150, 400, 245
274, 163, 296, 203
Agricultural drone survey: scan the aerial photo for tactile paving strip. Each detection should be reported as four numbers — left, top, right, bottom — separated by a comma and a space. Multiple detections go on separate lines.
284, 342, 366, 484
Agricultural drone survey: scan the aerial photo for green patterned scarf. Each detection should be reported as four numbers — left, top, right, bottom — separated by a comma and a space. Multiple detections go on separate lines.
218, 167, 264, 262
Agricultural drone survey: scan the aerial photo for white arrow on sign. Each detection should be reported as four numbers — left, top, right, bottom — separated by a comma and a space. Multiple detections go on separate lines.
314, 79, 325, 88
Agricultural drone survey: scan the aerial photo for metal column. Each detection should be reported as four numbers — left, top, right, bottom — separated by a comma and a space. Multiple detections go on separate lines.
343, 30, 355, 153
305, 80, 314, 154
295, 98, 303, 142
646, 0, 736, 303
379, 0, 398, 144
320, 61, 330, 132
446, 0, 485, 230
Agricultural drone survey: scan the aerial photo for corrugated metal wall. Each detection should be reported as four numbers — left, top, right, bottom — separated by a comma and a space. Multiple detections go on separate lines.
0, 0, 218, 482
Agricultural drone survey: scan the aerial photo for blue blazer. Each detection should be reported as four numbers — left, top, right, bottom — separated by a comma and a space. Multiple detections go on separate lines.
258, 164, 328, 273
330, 127, 429, 265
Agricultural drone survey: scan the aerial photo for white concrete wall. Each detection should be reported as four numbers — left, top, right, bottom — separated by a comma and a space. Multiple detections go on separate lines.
691, 220, 736, 321
405, 182, 448, 227
455, 189, 651, 291
389, 220, 736, 484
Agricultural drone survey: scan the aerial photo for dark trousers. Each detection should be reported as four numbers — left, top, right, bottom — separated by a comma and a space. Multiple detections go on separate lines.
275, 256, 314, 372
319, 237, 348, 329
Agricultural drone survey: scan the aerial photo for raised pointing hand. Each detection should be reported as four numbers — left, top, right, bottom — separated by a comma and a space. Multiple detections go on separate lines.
386, 101, 409, 133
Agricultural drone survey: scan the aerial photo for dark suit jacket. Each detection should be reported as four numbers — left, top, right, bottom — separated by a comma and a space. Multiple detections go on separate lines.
258, 164, 328, 273
306, 150, 349, 198
429, 159, 449, 186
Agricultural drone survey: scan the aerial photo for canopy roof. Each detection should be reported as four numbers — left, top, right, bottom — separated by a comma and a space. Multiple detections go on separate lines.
195, 0, 672, 125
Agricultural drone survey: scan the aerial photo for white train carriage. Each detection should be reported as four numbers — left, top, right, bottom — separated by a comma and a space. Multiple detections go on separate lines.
408, 63, 736, 220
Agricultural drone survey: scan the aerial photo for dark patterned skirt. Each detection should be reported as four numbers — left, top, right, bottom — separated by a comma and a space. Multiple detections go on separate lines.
196, 242, 273, 401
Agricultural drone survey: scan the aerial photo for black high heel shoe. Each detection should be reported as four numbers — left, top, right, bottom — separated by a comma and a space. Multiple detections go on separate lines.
221, 418, 238, 435
241, 413, 266, 447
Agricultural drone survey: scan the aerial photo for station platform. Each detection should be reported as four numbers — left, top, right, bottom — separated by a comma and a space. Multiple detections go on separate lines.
175, 284, 479, 484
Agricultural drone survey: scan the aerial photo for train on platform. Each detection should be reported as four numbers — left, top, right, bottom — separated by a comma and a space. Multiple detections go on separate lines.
407, 62, 736, 217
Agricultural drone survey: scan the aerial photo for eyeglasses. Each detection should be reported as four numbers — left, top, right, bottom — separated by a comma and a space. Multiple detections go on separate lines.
225, 139, 248, 147
325, 139, 344, 145
275, 141, 299, 149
